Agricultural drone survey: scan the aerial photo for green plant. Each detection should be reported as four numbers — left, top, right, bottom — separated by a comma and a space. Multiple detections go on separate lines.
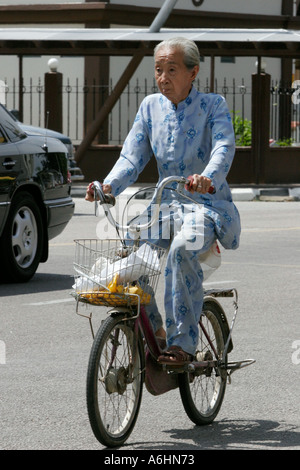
232, 112, 252, 146
275, 137, 294, 146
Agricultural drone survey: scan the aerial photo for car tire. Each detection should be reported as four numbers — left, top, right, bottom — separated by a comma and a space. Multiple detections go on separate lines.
0, 191, 44, 283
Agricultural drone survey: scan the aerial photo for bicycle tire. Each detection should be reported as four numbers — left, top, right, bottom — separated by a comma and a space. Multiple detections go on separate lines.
86, 313, 144, 447
179, 299, 228, 425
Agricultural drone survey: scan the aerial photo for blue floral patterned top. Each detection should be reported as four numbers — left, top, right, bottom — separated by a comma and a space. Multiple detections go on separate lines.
103, 85, 236, 207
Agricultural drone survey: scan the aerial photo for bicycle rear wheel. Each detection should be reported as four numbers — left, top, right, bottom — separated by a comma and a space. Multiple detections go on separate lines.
86, 313, 144, 447
179, 299, 228, 425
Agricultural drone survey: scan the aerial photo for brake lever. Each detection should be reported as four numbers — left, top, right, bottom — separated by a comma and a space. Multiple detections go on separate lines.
90, 182, 116, 206
101, 194, 116, 206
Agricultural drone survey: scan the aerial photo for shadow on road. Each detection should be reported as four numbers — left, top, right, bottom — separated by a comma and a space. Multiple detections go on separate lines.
0, 273, 73, 296
129, 419, 300, 450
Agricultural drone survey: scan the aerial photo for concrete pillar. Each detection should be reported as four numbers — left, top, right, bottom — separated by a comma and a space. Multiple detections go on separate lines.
44, 58, 63, 132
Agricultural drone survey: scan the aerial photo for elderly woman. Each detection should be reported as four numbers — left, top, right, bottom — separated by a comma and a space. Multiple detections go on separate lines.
86, 37, 241, 366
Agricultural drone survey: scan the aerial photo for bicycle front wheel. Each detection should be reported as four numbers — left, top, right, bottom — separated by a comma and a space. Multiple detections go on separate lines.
179, 299, 228, 425
86, 313, 144, 447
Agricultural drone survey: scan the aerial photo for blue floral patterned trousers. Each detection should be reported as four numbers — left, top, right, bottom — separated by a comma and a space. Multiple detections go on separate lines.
131, 199, 240, 355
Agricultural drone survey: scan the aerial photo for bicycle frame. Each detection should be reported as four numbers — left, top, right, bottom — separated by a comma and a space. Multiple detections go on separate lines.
79, 176, 257, 448
137, 289, 236, 371
80, 176, 255, 382
108, 287, 240, 384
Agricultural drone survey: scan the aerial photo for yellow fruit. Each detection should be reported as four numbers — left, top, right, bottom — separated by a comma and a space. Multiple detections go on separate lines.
127, 286, 139, 294
78, 274, 152, 306
107, 273, 119, 292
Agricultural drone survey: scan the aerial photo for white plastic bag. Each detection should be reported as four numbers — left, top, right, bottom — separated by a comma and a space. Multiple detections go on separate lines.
199, 240, 221, 281
97, 243, 160, 284
74, 243, 160, 292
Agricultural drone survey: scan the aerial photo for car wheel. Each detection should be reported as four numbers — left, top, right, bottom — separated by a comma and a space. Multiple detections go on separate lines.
0, 192, 44, 283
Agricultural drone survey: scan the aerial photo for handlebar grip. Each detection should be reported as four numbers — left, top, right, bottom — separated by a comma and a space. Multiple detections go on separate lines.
101, 194, 116, 206
90, 182, 116, 206
185, 177, 215, 194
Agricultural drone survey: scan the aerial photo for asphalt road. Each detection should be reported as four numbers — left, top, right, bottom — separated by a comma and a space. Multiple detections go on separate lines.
0, 196, 300, 451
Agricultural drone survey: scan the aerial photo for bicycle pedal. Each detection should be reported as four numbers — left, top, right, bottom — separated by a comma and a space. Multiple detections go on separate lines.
162, 363, 186, 373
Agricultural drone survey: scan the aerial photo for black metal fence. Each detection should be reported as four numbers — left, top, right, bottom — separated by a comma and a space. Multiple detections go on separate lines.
3, 75, 298, 146
270, 79, 300, 144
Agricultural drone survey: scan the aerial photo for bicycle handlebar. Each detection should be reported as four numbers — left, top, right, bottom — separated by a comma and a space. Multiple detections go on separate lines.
92, 176, 214, 236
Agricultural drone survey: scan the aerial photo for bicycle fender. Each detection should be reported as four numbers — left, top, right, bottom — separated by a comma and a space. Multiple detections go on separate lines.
203, 297, 233, 354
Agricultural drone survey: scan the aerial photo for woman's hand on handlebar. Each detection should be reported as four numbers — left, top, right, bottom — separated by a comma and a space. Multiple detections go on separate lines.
85, 182, 112, 202
185, 174, 214, 194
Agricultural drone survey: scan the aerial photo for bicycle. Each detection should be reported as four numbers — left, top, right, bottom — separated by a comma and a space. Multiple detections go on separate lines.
73, 175, 255, 448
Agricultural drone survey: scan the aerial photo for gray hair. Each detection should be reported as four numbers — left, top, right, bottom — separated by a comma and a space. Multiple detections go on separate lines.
154, 37, 200, 70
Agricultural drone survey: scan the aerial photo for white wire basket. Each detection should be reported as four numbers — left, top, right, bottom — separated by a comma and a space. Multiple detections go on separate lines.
73, 238, 166, 307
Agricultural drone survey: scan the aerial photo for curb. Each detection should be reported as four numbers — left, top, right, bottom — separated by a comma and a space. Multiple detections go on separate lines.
231, 187, 300, 201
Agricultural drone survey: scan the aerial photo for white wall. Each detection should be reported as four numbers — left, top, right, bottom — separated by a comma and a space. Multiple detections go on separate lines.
0, 50, 281, 142
110, 0, 282, 16
0, 79, 6, 105
0, 0, 283, 15
0, 0, 284, 141
0, 55, 84, 139
110, 54, 280, 124
0, 0, 79, 4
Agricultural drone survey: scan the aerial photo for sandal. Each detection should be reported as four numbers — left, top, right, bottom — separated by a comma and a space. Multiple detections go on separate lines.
157, 345, 192, 366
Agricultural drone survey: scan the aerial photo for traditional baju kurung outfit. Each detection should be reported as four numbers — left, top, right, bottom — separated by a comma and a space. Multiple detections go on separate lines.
103, 86, 241, 355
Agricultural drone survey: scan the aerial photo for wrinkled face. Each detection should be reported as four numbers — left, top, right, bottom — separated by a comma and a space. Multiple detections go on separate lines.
154, 46, 199, 106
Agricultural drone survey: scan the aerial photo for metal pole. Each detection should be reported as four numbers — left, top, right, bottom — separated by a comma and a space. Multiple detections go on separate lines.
210, 54, 215, 93
149, 0, 178, 32
18, 55, 23, 122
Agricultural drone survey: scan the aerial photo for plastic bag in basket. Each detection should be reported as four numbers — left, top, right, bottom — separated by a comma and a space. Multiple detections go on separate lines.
74, 243, 160, 293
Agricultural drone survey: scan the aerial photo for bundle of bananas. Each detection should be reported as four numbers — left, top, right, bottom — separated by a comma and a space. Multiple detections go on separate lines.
78, 273, 151, 306
107, 274, 151, 304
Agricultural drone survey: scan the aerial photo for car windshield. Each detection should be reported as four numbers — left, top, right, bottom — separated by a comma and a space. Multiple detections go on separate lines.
0, 104, 27, 142
0, 103, 18, 121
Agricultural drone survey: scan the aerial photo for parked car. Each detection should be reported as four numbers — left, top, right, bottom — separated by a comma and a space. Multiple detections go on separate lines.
0, 104, 74, 282
4, 105, 84, 182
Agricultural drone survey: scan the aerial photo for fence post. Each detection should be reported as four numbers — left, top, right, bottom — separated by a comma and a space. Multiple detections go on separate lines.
44, 59, 63, 133
279, 58, 293, 141
251, 72, 271, 184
